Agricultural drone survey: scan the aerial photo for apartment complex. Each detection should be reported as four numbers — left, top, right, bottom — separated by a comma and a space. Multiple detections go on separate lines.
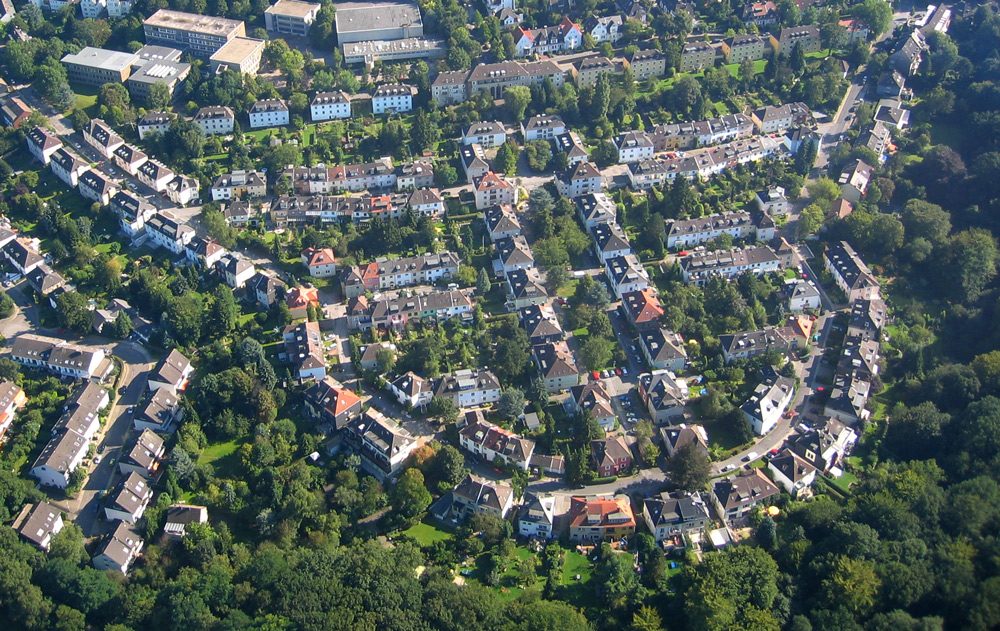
144, 10, 247, 58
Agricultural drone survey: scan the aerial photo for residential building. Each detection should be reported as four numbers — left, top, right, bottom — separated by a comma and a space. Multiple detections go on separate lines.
680, 245, 782, 286
137, 160, 175, 192
568, 381, 616, 431
648, 113, 755, 152
459, 417, 535, 471
30, 427, 88, 489
143, 9, 247, 59
78, 169, 119, 206
111, 191, 156, 236
105, 472, 153, 524
770, 25, 822, 55
223, 200, 261, 227
473, 172, 515, 209
519, 302, 563, 344
874, 98, 911, 130
372, 83, 414, 114
839, 17, 869, 43
340, 251, 460, 298
722, 34, 768, 63
216, 253, 255, 289
847, 298, 887, 341
211, 170, 266, 201
504, 265, 547, 310
310, 91, 352, 121
514, 17, 582, 57
61, 47, 138, 86
642, 492, 710, 542
877, 70, 906, 99
208, 36, 265, 74
712, 469, 780, 523
625, 48, 667, 80
640, 327, 687, 372
286, 284, 320, 319
591, 435, 632, 476
282, 321, 326, 381
341, 36, 446, 65
891, 28, 926, 77
661, 423, 708, 458
572, 56, 617, 88
49, 148, 89, 188
784, 279, 821, 311
741, 373, 794, 435
465, 59, 565, 100
11, 335, 107, 380
304, 376, 363, 431
81, 0, 135, 18
358, 341, 396, 372
605, 254, 650, 298
434, 368, 502, 408
167, 176, 200, 209
680, 41, 715, 73
137, 111, 172, 139
755, 186, 790, 215
518, 493, 556, 538
264, 0, 320, 35
567, 496, 636, 543
718, 324, 802, 364
26, 265, 68, 299
665, 211, 755, 249
125, 59, 191, 104
742, 0, 777, 25
134, 388, 182, 433
247, 272, 286, 308
193, 106, 235, 135
2, 237, 43, 276
0, 380, 26, 443
768, 449, 817, 497
494, 234, 535, 276
611, 130, 655, 164
396, 159, 435, 190
484, 204, 521, 242
248, 98, 289, 128
838, 158, 874, 203
387, 371, 433, 408
584, 14, 622, 42
431, 69, 469, 106
345, 408, 417, 479
463, 121, 507, 148
575, 192, 617, 229
637, 370, 688, 423
113, 144, 149, 176
301, 247, 337, 278
789, 417, 857, 473
824, 240, 880, 301
145, 214, 195, 254
0, 96, 31, 128
148, 349, 193, 393
751, 102, 811, 134
163, 505, 208, 539
533, 341, 580, 393
26, 126, 63, 165
52, 382, 109, 441
554, 131, 590, 166
11, 502, 64, 551
622, 288, 664, 331
119, 428, 166, 479
449, 474, 515, 519
522, 114, 566, 141
461, 143, 490, 184
92, 523, 143, 575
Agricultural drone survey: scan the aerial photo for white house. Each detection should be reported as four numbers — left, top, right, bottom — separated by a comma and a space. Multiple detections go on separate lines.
301, 247, 337, 278
372, 84, 414, 114
518, 493, 555, 539
11, 335, 107, 380
768, 449, 817, 498
217, 254, 256, 289
92, 523, 144, 574
26, 126, 63, 165
12, 502, 64, 551
137, 111, 172, 139
29, 429, 88, 489
310, 91, 352, 121
388, 372, 433, 409
584, 14, 622, 42
112, 144, 149, 176
137, 160, 175, 192
784, 279, 821, 311
166, 175, 200, 206
49, 148, 89, 188
83, 119, 124, 159
193, 106, 235, 135
148, 349, 193, 393
462, 121, 507, 148
521, 114, 566, 141
111, 191, 157, 236
459, 417, 535, 471
741, 374, 794, 435
611, 130, 655, 164
78, 169, 119, 206
145, 214, 195, 254
104, 472, 153, 524
555, 161, 603, 197
248, 98, 289, 129
434, 368, 502, 408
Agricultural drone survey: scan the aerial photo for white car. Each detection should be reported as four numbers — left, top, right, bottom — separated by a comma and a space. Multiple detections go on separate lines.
93, 455, 103, 464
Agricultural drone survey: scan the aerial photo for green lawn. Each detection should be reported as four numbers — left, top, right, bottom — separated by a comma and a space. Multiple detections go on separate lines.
557, 279, 579, 299
197, 439, 244, 477
402, 519, 453, 546
560, 549, 594, 585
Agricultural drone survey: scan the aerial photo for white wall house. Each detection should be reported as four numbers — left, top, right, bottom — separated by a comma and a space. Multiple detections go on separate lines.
372, 84, 414, 114
310, 91, 352, 121
248, 99, 289, 129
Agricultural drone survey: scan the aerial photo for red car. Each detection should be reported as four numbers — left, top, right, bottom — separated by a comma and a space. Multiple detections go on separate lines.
591, 371, 600, 380
615, 368, 623, 376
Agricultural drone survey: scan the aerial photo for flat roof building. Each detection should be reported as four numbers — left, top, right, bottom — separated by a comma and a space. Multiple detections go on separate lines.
265, 0, 320, 36
125, 60, 191, 103
209, 36, 266, 75
61, 47, 139, 86
144, 9, 246, 58
335, 0, 424, 45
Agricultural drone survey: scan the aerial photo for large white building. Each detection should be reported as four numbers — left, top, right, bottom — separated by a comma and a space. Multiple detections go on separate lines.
372, 84, 414, 114
741, 373, 795, 435
264, 0, 320, 36
248, 99, 289, 129
192, 106, 235, 135
310, 91, 352, 121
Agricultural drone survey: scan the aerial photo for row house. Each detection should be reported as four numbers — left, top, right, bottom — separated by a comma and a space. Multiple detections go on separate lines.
434, 368, 502, 408
146, 214, 195, 254
248, 98, 289, 129
751, 102, 811, 134
555, 161, 602, 197
0, 380, 27, 443
680, 245, 781, 285
112, 144, 149, 176
104, 472, 153, 524
340, 251, 460, 298
396, 159, 435, 190
29, 426, 88, 489
12, 502, 64, 551
78, 169, 119, 206
52, 382, 109, 441
437, 59, 565, 103
369, 289, 474, 329
824, 240, 880, 302
11, 335, 107, 380
664, 210, 755, 249
83, 119, 124, 159
514, 17, 582, 57
459, 417, 535, 471
649, 112, 755, 152
50, 148, 89, 188
310, 91, 352, 121
211, 169, 267, 201
148, 349, 193, 394
92, 523, 143, 575
26, 126, 63, 165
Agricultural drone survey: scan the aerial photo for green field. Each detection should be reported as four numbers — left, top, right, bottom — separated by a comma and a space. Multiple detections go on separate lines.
403, 519, 454, 546
197, 439, 244, 477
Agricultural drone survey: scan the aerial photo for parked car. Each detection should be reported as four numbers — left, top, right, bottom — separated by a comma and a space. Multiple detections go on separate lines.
743, 451, 759, 462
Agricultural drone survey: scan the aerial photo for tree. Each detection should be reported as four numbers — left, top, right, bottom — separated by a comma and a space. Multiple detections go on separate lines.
375, 347, 396, 374
594, 543, 638, 608
410, 109, 438, 153
503, 86, 531, 121
434, 445, 468, 486
941, 229, 998, 303
820, 557, 881, 616
0, 292, 14, 319
525, 140, 553, 172
111, 311, 132, 339
807, 177, 841, 208
901, 199, 951, 242
498, 388, 526, 420
391, 468, 432, 522
852, 0, 892, 36
633, 605, 665, 631
428, 397, 459, 424
477, 267, 492, 295
798, 203, 825, 238
146, 82, 171, 111
206, 285, 239, 340
579, 336, 614, 370
495, 141, 519, 176
55, 291, 92, 335
668, 442, 711, 492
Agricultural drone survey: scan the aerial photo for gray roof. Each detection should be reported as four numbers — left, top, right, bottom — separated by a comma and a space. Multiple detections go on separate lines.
335, 0, 422, 34
61, 46, 138, 72
12, 502, 62, 548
